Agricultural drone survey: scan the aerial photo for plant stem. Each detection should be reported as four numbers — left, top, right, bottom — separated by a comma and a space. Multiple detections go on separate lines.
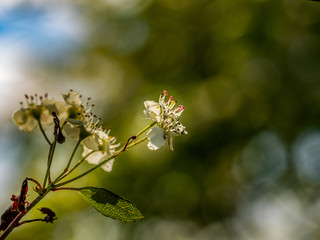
0, 212, 23, 240
54, 139, 81, 183
121, 121, 155, 151
55, 124, 155, 187
54, 155, 115, 188
65, 139, 81, 172
53, 150, 96, 184
26, 178, 42, 191
55, 145, 132, 187
136, 122, 156, 138
43, 139, 57, 188
19, 219, 44, 226
0, 188, 51, 240
0, 123, 156, 239
37, 119, 51, 146
126, 136, 148, 150
52, 187, 80, 191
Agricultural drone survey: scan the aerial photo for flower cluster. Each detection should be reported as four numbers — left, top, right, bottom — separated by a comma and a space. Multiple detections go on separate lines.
6, 89, 188, 238
12, 89, 188, 171
144, 90, 187, 150
12, 93, 66, 132
12, 90, 119, 172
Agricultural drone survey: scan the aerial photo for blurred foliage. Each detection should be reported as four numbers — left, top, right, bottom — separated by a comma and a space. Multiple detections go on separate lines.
2, 0, 320, 239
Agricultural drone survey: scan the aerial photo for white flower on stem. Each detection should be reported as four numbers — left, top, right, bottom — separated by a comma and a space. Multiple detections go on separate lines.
144, 90, 187, 151
62, 90, 86, 124
62, 90, 96, 140
61, 90, 120, 171
82, 130, 120, 172
12, 94, 66, 132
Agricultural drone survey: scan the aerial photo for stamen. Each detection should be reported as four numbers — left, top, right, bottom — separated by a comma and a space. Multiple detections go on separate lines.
168, 100, 175, 109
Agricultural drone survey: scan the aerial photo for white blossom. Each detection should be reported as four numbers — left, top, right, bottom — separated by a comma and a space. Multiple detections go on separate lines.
82, 130, 120, 172
12, 94, 66, 132
61, 90, 120, 171
61, 90, 96, 140
144, 90, 187, 151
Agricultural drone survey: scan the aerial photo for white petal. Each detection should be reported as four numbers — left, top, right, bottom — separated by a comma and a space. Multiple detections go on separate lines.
85, 150, 104, 165
43, 98, 68, 120
144, 100, 159, 108
101, 159, 114, 172
144, 100, 161, 121
63, 123, 80, 139
20, 118, 37, 132
82, 146, 92, 157
40, 109, 53, 126
12, 109, 37, 132
83, 139, 115, 172
147, 127, 165, 150
62, 90, 82, 106
12, 109, 27, 125
81, 133, 99, 150
96, 130, 109, 141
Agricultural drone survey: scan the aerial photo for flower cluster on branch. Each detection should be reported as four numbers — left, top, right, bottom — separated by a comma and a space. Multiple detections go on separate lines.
13, 90, 120, 172
1, 89, 188, 239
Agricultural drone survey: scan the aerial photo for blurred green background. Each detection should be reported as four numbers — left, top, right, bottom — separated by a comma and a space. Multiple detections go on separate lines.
1, 0, 320, 239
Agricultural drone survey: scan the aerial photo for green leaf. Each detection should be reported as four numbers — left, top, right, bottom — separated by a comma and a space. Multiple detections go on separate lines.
77, 187, 143, 222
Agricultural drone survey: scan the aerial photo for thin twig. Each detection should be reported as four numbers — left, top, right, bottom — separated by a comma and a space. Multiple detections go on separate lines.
43, 139, 57, 188
53, 150, 96, 184
0, 212, 23, 240
18, 219, 43, 226
37, 119, 51, 146
26, 178, 42, 191
52, 187, 80, 191
126, 136, 148, 150
64, 139, 81, 172
55, 134, 149, 188
122, 136, 137, 152
136, 121, 156, 138
54, 156, 115, 188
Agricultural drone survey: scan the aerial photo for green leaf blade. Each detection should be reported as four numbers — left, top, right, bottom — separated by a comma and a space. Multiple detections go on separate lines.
77, 187, 143, 223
